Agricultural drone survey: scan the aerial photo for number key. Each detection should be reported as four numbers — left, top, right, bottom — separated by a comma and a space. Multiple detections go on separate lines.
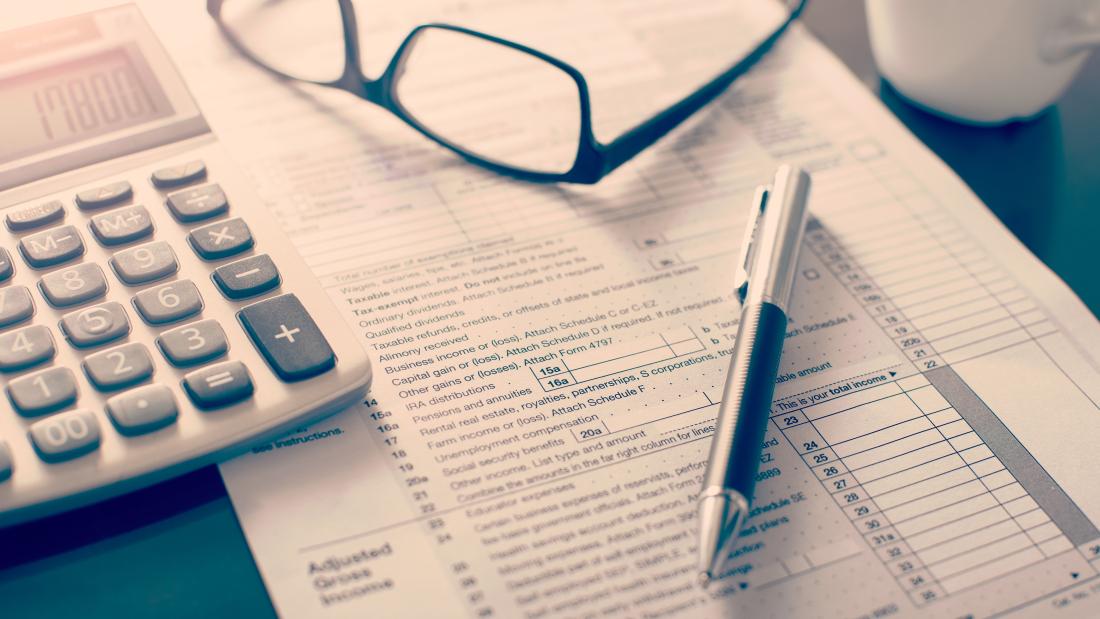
83, 342, 154, 391
110, 241, 178, 285
133, 280, 202, 324
59, 301, 131, 348
0, 286, 35, 328
0, 325, 55, 372
7, 367, 78, 417
157, 319, 228, 366
29, 409, 100, 463
39, 263, 108, 307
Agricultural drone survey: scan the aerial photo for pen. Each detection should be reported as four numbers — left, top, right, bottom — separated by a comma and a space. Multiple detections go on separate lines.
697, 164, 811, 587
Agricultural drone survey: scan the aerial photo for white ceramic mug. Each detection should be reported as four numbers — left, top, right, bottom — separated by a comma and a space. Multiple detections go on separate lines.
865, 0, 1100, 125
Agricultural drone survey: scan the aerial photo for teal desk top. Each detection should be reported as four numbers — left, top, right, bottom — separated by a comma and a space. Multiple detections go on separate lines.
2, 2, 1097, 616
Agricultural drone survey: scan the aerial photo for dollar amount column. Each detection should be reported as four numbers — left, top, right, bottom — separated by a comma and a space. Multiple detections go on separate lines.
774, 381, 952, 606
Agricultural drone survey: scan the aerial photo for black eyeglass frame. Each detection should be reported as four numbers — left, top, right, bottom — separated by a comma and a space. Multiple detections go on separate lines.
206, 0, 807, 184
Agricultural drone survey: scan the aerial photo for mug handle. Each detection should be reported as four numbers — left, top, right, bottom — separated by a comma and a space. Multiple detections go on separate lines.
1042, 3, 1100, 61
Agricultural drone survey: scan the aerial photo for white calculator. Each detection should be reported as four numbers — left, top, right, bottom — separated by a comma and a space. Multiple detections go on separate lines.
0, 5, 372, 526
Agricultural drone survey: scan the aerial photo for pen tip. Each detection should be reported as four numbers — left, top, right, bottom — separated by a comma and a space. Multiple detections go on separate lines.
698, 572, 712, 589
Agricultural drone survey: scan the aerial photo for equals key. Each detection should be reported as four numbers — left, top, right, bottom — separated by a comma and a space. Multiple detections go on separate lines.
184, 361, 254, 409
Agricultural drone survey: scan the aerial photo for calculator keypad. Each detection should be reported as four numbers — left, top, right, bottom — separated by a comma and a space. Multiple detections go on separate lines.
0, 325, 55, 371
90, 205, 154, 246
83, 343, 154, 391
110, 241, 178, 285
134, 280, 203, 324
59, 302, 131, 348
20, 225, 84, 268
8, 367, 78, 417
0, 153, 351, 508
39, 263, 108, 307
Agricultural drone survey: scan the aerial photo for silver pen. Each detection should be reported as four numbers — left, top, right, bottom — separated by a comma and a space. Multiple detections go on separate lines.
697, 164, 811, 587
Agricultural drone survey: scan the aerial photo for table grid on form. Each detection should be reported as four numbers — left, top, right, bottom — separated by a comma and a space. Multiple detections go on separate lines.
804, 192, 1055, 374
773, 370, 1095, 606
529, 327, 706, 391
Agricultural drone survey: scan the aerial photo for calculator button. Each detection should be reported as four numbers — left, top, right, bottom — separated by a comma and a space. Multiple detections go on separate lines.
110, 241, 178, 285
19, 225, 84, 268
188, 218, 253, 260
0, 325, 55, 372
133, 280, 202, 324
0, 441, 11, 482
213, 254, 280, 300
106, 385, 178, 436
76, 181, 132, 210
166, 184, 228, 222
183, 361, 254, 409
0, 248, 13, 282
0, 286, 34, 329
29, 409, 100, 463
157, 319, 228, 367
84, 342, 154, 391
60, 301, 131, 348
8, 367, 78, 417
7, 200, 64, 231
239, 294, 335, 382
39, 263, 108, 307
90, 205, 154, 246
151, 160, 206, 189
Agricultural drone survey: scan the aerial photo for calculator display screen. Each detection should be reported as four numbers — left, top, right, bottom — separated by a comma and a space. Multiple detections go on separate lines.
0, 46, 174, 165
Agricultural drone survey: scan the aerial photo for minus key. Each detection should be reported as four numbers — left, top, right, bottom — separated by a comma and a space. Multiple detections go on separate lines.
212, 254, 280, 300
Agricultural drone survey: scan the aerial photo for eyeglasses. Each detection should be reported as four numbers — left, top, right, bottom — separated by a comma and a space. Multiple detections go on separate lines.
206, 0, 807, 184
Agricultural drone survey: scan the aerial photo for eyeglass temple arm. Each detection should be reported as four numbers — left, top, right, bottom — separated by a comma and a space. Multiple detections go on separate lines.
596, 0, 806, 175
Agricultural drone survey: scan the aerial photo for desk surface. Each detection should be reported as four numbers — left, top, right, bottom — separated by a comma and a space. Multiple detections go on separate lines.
2, 3, 1098, 616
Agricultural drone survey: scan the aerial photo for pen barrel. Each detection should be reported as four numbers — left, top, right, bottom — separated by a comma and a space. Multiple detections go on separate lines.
702, 301, 788, 498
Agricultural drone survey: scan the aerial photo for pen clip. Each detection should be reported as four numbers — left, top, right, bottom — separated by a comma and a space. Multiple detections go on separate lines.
733, 184, 769, 304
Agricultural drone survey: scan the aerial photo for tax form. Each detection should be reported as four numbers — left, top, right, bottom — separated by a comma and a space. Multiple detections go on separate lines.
141, 0, 1100, 616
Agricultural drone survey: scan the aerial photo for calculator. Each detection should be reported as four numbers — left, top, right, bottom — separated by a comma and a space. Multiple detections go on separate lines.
0, 6, 372, 526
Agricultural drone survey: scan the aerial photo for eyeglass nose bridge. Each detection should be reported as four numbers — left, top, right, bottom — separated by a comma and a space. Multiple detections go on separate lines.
366, 23, 431, 104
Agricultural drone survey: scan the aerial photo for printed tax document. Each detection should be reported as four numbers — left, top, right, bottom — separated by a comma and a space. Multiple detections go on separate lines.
138, 0, 1100, 616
